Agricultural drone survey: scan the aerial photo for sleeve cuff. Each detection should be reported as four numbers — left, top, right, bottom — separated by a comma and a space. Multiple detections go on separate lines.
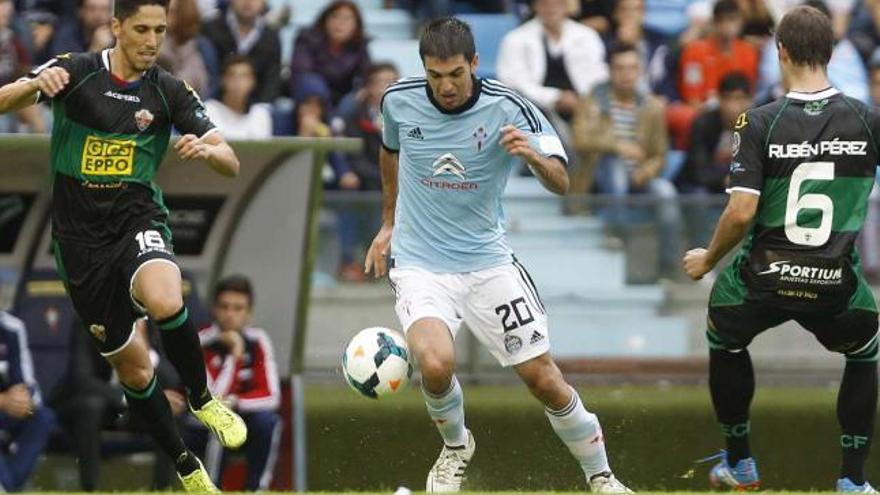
726, 186, 762, 196
381, 142, 399, 153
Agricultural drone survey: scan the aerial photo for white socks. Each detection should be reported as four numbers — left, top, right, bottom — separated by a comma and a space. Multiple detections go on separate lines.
422, 376, 468, 447
545, 389, 610, 478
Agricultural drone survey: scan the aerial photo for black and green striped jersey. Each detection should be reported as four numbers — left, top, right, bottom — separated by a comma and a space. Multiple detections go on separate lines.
28, 49, 216, 246
726, 87, 878, 311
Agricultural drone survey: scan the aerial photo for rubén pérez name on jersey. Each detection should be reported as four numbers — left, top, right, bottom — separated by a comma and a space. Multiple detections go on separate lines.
768, 140, 868, 159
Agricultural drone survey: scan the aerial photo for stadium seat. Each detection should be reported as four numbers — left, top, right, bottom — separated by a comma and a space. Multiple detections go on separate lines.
455, 14, 519, 79
11, 269, 77, 396
368, 39, 423, 77
363, 9, 414, 40
271, 99, 296, 136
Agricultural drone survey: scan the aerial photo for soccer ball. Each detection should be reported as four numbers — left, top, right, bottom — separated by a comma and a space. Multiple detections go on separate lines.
342, 327, 413, 399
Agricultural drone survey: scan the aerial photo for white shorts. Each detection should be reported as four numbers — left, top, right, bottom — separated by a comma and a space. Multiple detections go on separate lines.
388, 262, 550, 367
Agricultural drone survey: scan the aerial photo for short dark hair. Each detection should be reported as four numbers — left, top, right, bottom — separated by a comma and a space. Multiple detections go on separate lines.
607, 41, 639, 64
113, 0, 169, 21
712, 0, 740, 20
418, 17, 476, 62
315, 1, 365, 48
221, 54, 255, 75
718, 72, 752, 95
366, 62, 399, 82
213, 275, 254, 307
801, 0, 831, 18
776, 5, 833, 69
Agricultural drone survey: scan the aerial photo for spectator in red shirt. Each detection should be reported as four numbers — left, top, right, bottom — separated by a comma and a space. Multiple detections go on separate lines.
678, 0, 758, 105
198, 276, 281, 491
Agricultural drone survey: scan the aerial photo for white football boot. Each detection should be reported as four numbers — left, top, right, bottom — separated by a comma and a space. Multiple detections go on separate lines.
426, 429, 476, 493
589, 472, 634, 494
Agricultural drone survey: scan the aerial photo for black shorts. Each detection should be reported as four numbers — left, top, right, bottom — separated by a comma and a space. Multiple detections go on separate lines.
708, 301, 879, 357
54, 227, 177, 355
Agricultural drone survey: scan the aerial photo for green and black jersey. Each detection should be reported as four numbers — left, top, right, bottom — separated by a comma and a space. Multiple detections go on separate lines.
718, 87, 879, 312
28, 49, 216, 246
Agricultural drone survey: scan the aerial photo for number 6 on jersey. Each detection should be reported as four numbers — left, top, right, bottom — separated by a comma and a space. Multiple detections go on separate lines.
785, 161, 834, 247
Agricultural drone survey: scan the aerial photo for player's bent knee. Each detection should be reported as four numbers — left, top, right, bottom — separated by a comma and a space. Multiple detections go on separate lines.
419, 354, 454, 382
143, 291, 184, 320
115, 363, 155, 390
418, 355, 455, 394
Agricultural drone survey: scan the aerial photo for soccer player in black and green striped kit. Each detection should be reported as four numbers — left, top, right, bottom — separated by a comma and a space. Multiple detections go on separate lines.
683, 6, 880, 491
0, 0, 245, 491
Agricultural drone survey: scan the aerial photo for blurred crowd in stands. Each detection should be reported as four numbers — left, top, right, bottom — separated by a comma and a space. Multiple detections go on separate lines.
0, 275, 281, 491
3, 0, 880, 280
3, 0, 880, 488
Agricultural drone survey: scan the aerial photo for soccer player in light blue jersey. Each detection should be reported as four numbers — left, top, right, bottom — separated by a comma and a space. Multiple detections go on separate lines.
364, 17, 632, 494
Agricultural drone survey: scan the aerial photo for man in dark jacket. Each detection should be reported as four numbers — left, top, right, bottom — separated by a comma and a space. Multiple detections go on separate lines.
677, 72, 752, 246
203, 0, 280, 102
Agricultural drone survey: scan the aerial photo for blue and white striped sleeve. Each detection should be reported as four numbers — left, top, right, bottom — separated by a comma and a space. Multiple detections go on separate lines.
487, 80, 567, 165
529, 104, 568, 165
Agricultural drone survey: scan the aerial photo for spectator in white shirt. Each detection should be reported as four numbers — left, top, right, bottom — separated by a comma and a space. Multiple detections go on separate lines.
497, 0, 608, 120
205, 55, 273, 140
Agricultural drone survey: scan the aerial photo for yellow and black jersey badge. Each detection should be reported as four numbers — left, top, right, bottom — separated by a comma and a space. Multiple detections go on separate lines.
81, 136, 135, 176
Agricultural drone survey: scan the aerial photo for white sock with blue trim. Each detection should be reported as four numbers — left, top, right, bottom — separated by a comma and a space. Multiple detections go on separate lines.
545, 389, 610, 478
422, 376, 468, 448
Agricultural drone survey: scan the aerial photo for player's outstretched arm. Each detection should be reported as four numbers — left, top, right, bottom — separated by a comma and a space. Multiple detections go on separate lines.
364, 147, 399, 278
500, 125, 569, 195
0, 67, 69, 113
174, 132, 240, 177
683, 191, 759, 280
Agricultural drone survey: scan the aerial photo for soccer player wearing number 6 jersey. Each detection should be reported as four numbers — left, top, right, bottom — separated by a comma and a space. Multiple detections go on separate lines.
0, 0, 246, 491
364, 18, 631, 494
683, 6, 880, 492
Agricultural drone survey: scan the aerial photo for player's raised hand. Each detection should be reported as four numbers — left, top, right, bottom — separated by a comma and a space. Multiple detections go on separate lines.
365, 224, 393, 278
32, 66, 70, 98
175, 134, 210, 161
682, 248, 712, 281
500, 125, 540, 165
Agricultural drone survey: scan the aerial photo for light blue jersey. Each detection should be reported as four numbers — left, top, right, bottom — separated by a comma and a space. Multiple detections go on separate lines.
381, 77, 567, 273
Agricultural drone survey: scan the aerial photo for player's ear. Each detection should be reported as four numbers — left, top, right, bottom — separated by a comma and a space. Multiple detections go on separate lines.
777, 42, 789, 64
470, 53, 479, 75
111, 17, 122, 39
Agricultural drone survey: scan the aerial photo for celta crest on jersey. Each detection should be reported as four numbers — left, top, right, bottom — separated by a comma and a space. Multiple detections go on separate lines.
473, 125, 488, 151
